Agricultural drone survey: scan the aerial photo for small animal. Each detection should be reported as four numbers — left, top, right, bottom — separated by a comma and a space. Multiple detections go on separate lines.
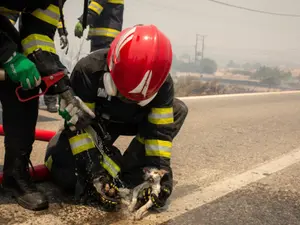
119, 167, 168, 220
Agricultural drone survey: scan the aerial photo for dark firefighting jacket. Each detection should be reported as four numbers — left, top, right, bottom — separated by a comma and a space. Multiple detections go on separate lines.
68, 48, 174, 177
0, 0, 65, 64
79, 0, 124, 45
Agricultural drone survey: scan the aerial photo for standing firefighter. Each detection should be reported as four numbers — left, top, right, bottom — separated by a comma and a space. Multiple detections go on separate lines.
6, 13, 69, 113
44, 24, 189, 211
0, 1, 94, 211
74, 0, 124, 52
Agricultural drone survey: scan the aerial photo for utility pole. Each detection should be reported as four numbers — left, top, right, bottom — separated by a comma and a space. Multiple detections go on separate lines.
195, 34, 207, 62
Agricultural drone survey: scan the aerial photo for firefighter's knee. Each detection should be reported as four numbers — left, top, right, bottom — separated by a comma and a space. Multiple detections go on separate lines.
172, 98, 188, 139
44, 130, 77, 191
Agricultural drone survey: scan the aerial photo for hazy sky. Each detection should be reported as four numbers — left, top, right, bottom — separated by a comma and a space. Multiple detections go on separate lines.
56, 0, 300, 67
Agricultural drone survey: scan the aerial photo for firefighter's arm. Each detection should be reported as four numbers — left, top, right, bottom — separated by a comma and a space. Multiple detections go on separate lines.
0, 15, 17, 63
79, 0, 108, 25
19, 1, 67, 79
138, 75, 175, 208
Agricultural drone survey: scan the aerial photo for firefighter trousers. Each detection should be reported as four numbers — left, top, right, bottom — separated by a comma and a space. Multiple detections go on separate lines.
0, 79, 39, 174
44, 98, 188, 192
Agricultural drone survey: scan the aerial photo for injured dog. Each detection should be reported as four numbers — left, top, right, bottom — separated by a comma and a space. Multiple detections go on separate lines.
119, 167, 168, 220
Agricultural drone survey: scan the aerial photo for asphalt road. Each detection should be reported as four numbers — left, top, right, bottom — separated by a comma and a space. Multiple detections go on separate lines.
1, 91, 300, 225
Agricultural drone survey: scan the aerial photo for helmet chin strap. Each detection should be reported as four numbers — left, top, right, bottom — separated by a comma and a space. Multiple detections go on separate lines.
103, 70, 157, 107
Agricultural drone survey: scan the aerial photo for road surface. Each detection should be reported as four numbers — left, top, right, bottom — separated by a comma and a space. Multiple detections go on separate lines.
1, 91, 300, 225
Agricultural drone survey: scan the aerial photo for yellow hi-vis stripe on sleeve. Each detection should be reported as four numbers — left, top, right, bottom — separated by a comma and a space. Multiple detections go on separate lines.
44, 155, 53, 171
88, 28, 120, 38
108, 0, 124, 4
9, 19, 16, 25
69, 133, 95, 155
148, 107, 174, 125
21, 34, 56, 56
31, 4, 60, 26
0, 7, 19, 16
145, 139, 172, 158
57, 21, 63, 28
100, 153, 120, 178
84, 102, 95, 111
88, 1, 103, 15
135, 134, 145, 144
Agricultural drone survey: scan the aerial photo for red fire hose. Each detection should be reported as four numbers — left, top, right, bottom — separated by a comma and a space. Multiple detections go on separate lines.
0, 125, 57, 184
0, 125, 56, 142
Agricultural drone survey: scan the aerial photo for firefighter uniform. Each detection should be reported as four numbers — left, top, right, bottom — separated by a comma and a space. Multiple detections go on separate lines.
0, 0, 67, 210
6, 12, 61, 113
44, 49, 188, 206
79, 0, 124, 51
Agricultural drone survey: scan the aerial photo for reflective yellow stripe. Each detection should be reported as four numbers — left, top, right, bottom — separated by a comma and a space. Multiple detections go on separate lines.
69, 133, 95, 155
88, 28, 120, 38
9, 19, 16, 25
0, 7, 19, 15
84, 102, 95, 111
57, 21, 63, 28
44, 155, 53, 171
136, 134, 145, 144
100, 153, 121, 178
145, 139, 172, 158
89, 1, 103, 15
22, 34, 56, 56
108, 0, 124, 4
31, 4, 60, 26
148, 107, 174, 125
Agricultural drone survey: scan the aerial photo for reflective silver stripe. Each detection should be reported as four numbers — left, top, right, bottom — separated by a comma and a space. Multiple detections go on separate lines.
145, 144, 171, 153
22, 39, 55, 51
89, 28, 120, 37
35, 9, 59, 21
148, 112, 173, 119
70, 137, 93, 150
102, 154, 120, 177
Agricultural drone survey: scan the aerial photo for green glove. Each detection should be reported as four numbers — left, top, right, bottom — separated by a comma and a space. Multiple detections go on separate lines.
74, 21, 83, 38
3, 52, 41, 90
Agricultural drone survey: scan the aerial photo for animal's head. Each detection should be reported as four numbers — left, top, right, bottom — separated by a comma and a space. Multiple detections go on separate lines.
143, 167, 169, 183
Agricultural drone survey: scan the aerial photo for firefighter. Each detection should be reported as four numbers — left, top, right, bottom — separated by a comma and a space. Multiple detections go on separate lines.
6, 13, 68, 113
44, 24, 189, 211
0, 1, 94, 211
74, 0, 124, 52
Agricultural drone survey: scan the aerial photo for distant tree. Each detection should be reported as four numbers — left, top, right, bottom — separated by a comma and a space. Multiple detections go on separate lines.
199, 58, 218, 74
252, 66, 292, 87
227, 60, 240, 68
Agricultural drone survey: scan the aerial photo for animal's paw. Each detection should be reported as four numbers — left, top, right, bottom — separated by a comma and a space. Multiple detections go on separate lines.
128, 203, 136, 212
134, 209, 144, 220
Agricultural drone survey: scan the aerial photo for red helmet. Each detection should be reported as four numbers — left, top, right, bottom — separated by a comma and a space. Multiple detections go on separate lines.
104, 24, 173, 102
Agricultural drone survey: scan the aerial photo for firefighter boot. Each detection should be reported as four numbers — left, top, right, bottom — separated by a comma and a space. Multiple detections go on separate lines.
2, 152, 49, 211
44, 94, 58, 113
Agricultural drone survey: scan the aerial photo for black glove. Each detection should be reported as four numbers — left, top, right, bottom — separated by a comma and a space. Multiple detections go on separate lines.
138, 169, 173, 209
139, 184, 172, 209
93, 175, 121, 212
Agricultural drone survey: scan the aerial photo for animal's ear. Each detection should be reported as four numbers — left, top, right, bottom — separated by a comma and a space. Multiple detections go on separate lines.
143, 167, 150, 173
159, 169, 169, 177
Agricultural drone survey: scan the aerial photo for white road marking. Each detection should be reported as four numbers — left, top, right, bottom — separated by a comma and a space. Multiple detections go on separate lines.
178, 90, 300, 100
142, 146, 300, 223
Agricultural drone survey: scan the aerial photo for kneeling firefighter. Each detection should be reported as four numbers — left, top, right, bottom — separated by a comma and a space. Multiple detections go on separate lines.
44, 24, 189, 211
0, 0, 94, 211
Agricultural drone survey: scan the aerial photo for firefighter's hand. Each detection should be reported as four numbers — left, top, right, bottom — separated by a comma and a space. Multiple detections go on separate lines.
58, 96, 95, 131
3, 52, 41, 90
139, 185, 171, 209
74, 21, 83, 38
60, 35, 69, 50
93, 176, 120, 211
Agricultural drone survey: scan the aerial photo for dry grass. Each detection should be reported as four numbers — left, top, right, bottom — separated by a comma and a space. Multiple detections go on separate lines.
174, 75, 269, 97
